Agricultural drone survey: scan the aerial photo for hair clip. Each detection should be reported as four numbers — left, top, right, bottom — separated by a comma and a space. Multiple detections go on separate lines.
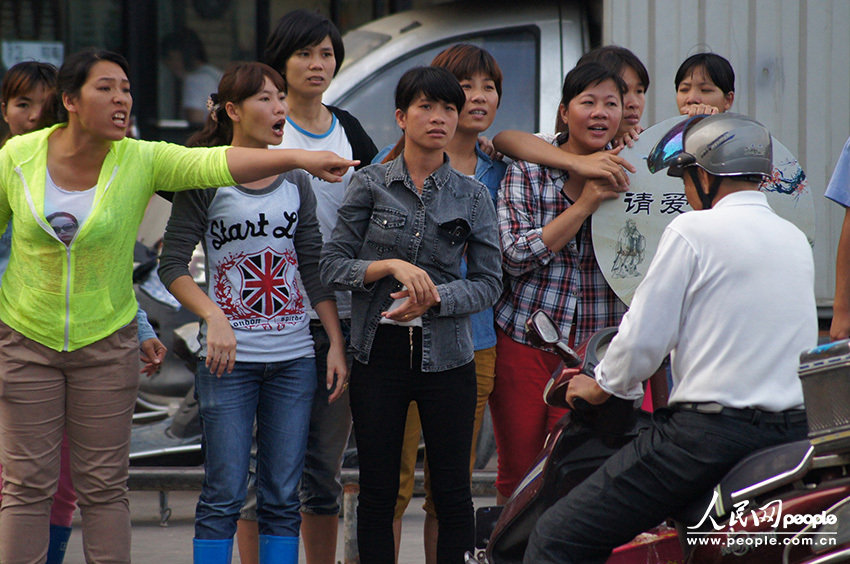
206, 93, 221, 122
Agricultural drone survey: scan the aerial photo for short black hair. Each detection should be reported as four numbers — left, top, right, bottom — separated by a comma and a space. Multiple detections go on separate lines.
577, 45, 650, 92
395, 66, 466, 113
1, 61, 59, 136
675, 53, 735, 94
263, 9, 345, 77
560, 62, 626, 107
431, 44, 503, 103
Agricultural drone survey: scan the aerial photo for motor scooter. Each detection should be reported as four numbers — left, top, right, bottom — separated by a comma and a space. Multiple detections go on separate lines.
130, 241, 204, 466
466, 311, 850, 563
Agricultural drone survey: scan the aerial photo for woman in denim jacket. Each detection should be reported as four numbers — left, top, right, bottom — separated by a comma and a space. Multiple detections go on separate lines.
320, 66, 501, 564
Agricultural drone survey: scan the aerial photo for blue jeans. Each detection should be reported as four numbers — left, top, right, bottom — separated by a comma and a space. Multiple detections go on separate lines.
194, 357, 316, 539
240, 320, 352, 521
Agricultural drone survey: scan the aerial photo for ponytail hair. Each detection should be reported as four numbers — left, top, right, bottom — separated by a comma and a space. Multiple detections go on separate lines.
187, 61, 286, 147
57, 49, 128, 123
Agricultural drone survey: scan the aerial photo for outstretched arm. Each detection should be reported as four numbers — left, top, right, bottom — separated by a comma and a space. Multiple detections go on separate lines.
595, 228, 693, 399
493, 130, 634, 188
225, 147, 358, 185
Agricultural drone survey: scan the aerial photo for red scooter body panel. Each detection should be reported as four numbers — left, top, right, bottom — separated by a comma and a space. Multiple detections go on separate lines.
688, 484, 850, 563
609, 526, 683, 563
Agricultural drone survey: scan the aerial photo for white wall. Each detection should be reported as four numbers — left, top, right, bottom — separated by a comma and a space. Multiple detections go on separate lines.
603, 0, 850, 311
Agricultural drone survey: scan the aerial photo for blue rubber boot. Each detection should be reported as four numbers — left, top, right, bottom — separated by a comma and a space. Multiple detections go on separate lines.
259, 535, 298, 564
193, 538, 234, 563
46, 525, 72, 564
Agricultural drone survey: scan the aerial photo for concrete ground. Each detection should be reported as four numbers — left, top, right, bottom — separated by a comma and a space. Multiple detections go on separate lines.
62, 490, 497, 563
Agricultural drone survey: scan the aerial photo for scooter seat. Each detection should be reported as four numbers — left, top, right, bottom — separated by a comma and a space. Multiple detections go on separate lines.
716, 439, 813, 516
674, 440, 812, 527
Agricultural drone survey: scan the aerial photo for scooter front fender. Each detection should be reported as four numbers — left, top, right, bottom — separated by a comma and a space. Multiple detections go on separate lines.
484, 408, 652, 563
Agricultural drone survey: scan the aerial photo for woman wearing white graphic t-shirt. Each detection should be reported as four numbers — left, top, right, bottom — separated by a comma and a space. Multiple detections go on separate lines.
249, 10, 377, 564
158, 61, 347, 563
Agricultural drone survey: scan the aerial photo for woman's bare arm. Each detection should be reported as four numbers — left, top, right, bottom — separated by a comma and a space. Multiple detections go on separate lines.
225, 147, 358, 185
493, 130, 634, 187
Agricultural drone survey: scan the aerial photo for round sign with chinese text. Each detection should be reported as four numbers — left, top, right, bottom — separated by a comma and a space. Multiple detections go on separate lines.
592, 116, 815, 306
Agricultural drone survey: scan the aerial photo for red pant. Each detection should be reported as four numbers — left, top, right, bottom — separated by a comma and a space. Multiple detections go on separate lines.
489, 330, 567, 498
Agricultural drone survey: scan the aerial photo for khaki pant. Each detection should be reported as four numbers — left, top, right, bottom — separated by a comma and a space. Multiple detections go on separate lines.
0, 319, 139, 564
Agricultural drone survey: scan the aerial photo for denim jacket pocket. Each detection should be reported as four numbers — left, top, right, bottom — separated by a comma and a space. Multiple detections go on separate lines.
366, 207, 407, 257
431, 217, 470, 268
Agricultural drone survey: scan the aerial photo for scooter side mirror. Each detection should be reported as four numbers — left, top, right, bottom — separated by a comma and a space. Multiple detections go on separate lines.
526, 310, 560, 345
526, 310, 582, 368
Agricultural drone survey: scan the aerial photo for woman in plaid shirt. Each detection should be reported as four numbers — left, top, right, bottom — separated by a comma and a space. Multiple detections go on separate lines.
489, 62, 630, 502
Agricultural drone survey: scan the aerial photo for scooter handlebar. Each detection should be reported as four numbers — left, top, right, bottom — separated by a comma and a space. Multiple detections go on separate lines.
571, 397, 596, 414
554, 341, 582, 368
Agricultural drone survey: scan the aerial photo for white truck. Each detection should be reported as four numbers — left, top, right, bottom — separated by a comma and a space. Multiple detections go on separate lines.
324, 0, 850, 322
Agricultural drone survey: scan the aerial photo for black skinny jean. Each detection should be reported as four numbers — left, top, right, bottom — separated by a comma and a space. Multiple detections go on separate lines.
350, 324, 477, 564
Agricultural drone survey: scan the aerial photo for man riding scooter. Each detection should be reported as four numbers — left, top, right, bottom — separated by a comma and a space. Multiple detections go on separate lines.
523, 113, 818, 563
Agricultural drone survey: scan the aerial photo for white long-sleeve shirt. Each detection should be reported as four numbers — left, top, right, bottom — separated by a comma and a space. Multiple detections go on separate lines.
595, 190, 816, 412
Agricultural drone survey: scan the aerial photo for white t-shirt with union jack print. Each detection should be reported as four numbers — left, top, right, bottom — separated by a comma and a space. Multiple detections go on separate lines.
159, 170, 332, 362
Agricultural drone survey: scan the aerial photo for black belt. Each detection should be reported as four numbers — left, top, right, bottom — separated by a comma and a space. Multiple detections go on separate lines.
674, 402, 807, 425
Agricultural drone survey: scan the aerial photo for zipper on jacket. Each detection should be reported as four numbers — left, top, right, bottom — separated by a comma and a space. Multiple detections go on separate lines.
16, 166, 71, 349
15, 164, 119, 351
64, 245, 72, 350
98, 165, 119, 205
64, 165, 118, 349
409, 326, 414, 370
